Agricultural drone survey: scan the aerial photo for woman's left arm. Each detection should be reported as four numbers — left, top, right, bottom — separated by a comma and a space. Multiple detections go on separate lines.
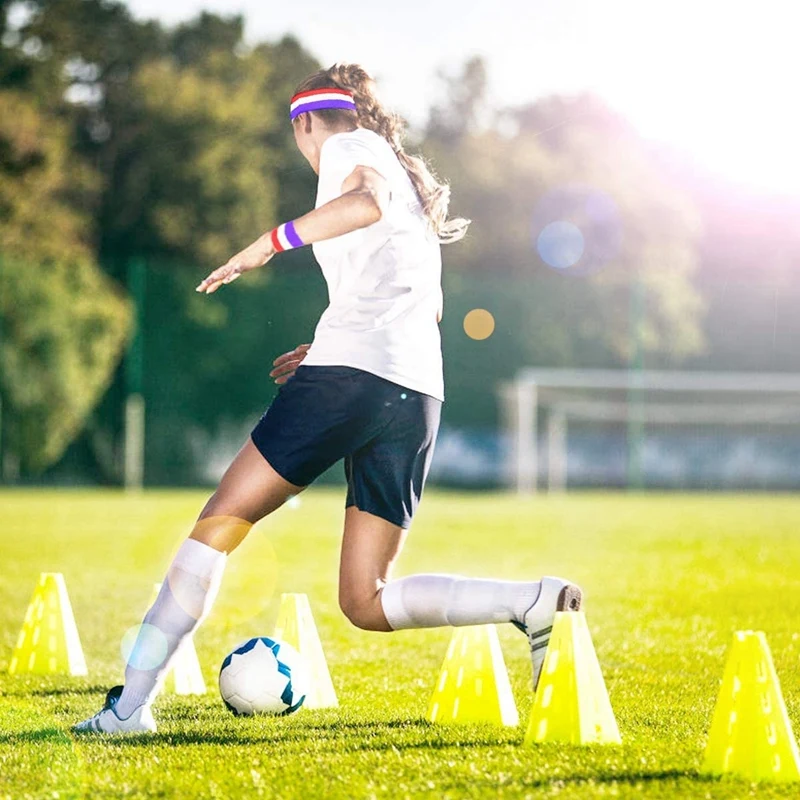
196, 166, 390, 294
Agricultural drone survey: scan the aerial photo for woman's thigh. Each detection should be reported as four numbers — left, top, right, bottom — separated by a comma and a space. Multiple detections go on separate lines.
190, 439, 304, 553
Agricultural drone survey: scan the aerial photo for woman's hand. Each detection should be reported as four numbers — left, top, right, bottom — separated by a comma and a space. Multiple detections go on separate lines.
269, 344, 311, 384
196, 234, 276, 294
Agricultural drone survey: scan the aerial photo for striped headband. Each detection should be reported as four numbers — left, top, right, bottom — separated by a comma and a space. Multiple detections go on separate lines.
290, 88, 357, 120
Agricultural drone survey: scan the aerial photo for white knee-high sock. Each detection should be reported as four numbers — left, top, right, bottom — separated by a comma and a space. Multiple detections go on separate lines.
380, 574, 541, 630
115, 539, 226, 718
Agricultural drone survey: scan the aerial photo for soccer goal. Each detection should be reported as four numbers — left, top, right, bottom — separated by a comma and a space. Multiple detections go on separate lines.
498, 370, 800, 493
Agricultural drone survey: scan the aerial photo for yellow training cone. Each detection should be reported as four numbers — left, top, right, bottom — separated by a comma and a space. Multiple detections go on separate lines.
273, 593, 338, 708
427, 624, 519, 726
702, 631, 800, 783
8, 573, 87, 676
149, 583, 206, 695
524, 611, 620, 745
166, 637, 206, 695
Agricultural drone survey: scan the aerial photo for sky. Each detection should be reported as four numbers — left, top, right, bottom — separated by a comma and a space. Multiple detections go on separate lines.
122, 0, 800, 196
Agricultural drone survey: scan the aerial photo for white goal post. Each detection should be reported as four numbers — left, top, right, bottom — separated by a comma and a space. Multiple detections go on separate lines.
498, 370, 800, 493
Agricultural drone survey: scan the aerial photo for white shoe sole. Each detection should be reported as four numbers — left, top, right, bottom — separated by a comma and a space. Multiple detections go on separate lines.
73, 710, 156, 735
72, 688, 156, 736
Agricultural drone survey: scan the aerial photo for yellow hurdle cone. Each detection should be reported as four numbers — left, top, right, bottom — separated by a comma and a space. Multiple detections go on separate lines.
8, 573, 87, 676
167, 638, 206, 695
149, 583, 206, 695
427, 624, 519, 726
524, 611, 620, 745
273, 593, 338, 708
702, 631, 800, 783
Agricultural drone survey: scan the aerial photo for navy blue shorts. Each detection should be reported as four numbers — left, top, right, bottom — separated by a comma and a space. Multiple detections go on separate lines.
250, 365, 442, 529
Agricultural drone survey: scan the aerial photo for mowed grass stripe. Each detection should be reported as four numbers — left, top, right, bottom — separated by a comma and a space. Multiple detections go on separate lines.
1, 490, 799, 799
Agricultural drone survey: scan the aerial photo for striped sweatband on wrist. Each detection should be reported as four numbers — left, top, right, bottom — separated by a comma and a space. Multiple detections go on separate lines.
270, 220, 306, 252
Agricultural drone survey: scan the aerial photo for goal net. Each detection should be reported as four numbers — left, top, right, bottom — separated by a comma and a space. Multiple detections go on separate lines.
498, 370, 800, 492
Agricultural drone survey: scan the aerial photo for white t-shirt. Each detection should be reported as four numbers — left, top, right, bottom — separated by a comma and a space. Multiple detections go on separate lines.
302, 127, 445, 402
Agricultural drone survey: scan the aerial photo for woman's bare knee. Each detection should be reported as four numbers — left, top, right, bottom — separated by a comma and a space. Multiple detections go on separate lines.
339, 591, 390, 632
338, 507, 405, 631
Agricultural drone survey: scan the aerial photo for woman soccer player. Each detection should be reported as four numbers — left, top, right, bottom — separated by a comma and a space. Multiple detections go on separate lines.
75, 63, 581, 734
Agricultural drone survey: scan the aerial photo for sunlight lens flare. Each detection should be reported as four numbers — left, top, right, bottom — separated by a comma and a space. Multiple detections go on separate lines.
582, 1, 800, 195
537, 222, 584, 269
463, 309, 496, 340
532, 185, 621, 275
121, 623, 169, 672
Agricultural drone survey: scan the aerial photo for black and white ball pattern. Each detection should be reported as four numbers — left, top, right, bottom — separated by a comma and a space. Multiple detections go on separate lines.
219, 637, 308, 716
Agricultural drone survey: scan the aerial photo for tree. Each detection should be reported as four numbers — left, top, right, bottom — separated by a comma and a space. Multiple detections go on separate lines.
0, 89, 131, 472
427, 55, 490, 146
2, 2, 329, 481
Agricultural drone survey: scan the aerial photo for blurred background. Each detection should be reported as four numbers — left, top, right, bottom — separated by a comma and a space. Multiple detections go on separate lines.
1, 0, 799, 492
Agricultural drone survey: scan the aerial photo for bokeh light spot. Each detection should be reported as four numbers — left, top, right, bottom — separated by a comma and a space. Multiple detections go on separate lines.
463, 309, 496, 340
531, 185, 622, 275
121, 623, 168, 672
537, 221, 585, 269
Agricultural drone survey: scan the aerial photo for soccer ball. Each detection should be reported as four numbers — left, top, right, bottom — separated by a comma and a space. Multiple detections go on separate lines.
219, 637, 308, 716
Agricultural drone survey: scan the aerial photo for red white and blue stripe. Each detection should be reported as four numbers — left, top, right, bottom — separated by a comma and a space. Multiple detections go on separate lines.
271, 220, 305, 252
290, 88, 357, 120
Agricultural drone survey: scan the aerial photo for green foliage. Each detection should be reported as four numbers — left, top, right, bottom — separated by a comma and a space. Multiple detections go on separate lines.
91, 21, 319, 269
0, 89, 131, 471
2, 490, 800, 798
1, 3, 321, 476
0, 254, 131, 471
138, 260, 328, 484
3, 1, 314, 267
122, 54, 279, 266
253, 35, 325, 222
1, 0, 165, 106
0, 89, 98, 258
427, 56, 489, 145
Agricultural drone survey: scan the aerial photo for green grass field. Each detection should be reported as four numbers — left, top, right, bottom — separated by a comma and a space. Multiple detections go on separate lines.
2, 489, 800, 799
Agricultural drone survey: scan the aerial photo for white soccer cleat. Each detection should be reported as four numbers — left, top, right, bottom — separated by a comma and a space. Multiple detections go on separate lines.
515, 576, 582, 691
72, 685, 157, 735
